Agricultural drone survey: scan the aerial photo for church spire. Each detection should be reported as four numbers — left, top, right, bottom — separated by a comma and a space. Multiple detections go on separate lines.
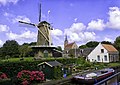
64, 35, 68, 49
65, 35, 68, 41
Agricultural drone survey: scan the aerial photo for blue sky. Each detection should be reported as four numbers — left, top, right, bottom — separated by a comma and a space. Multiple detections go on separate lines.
0, 0, 120, 49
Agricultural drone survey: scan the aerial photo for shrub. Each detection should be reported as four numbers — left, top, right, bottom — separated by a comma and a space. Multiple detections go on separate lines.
17, 70, 44, 85
30, 71, 44, 82
17, 70, 31, 85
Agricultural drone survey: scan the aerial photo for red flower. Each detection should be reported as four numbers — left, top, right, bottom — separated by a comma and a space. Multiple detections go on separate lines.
17, 70, 45, 85
0, 72, 8, 80
21, 80, 29, 85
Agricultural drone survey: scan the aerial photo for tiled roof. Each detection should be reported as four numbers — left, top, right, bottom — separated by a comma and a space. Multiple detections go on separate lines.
102, 44, 118, 52
65, 42, 75, 49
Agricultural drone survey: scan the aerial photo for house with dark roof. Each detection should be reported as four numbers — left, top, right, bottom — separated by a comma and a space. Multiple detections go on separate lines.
87, 43, 119, 63
38, 61, 63, 79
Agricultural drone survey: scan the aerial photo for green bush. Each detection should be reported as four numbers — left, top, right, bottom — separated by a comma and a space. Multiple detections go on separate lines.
53, 67, 62, 79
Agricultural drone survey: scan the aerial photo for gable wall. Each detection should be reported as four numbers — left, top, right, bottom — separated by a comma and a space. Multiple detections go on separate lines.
87, 43, 110, 63
72, 43, 78, 49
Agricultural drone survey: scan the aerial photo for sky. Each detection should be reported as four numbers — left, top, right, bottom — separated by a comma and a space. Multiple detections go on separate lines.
0, 0, 120, 49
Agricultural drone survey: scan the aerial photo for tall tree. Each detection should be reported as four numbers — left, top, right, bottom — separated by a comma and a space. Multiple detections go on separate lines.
114, 36, 120, 54
19, 45, 32, 57
2, 40, 20, 58
86, 41, 99, 48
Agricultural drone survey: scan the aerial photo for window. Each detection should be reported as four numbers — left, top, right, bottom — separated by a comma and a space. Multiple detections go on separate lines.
66, 50, 68, 54
104, 55, 107, 61
97, 55, 100, 61
43, 65, 45, 68
44, 50, 48, 57
101, 49, 104, 53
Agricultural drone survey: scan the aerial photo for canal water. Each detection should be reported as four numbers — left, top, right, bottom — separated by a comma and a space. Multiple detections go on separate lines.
61, 68, 120, 85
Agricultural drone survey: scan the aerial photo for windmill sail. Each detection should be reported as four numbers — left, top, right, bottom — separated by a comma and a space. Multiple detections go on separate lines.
19, 3, 52, 46
19, 21, 36, 26
39, 3, 41, 22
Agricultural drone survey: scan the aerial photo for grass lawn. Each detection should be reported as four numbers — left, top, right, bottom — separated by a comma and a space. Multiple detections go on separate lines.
1, 57, 34, 62
108, 62, 120, 67
0, 57, 64, 62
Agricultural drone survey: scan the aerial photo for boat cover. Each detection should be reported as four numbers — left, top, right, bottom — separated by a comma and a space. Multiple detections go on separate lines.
86, 73, 97, 78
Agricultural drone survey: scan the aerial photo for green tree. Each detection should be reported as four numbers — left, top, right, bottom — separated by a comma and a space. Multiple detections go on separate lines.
57, 46, 62, 51
2, 40, 20, 58
114, 36, 120, 55
79, 45, 87, 49
0, 47, 2, 58
86, 41, 99, 48
29, 42, 36, 46
101, 41, 112, 45
19, 45, 32, 57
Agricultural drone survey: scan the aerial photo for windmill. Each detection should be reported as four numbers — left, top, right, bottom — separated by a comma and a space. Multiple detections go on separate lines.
19, 3, 53, 46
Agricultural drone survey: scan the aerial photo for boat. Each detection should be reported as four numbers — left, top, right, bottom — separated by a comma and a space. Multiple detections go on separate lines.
71, 68, 115, 84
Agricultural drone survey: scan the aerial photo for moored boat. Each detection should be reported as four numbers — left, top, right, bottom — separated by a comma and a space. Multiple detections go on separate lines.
71, 68, 115, 84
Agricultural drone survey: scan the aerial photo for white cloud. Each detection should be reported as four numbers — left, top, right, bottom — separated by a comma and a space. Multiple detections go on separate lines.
79, 32, 96, 42
51, 29, 63, 44
51, 29, 63, 36
6, 30, 37, 40
0, 24, 9, 32
87, 19, 105, 31
12, 15, 31, 23
3, 12, 11, 17
3, 12, 31, 24
0, 0, 19, 6
70, 22, 86, 33
104, 37, 113, 42
69, 33, 81, 42
0, 40, 4, 47
107, 7, 120, 29
64, 22, 96, 43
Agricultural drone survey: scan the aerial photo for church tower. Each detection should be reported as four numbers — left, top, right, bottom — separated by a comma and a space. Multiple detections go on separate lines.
64, 35, 68, 49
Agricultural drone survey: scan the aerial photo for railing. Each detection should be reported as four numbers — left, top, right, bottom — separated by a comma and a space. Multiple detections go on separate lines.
94, 72, 120, 85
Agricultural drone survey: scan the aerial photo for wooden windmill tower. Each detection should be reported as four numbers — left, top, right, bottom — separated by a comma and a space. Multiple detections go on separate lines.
19, 3, 53, 46
18, 3, 60, 58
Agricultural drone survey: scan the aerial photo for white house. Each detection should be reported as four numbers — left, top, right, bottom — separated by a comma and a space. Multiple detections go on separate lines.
87, 43, 119, 63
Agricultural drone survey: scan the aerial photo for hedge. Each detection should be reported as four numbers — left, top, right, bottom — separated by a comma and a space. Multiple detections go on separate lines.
0, 58, 78, 78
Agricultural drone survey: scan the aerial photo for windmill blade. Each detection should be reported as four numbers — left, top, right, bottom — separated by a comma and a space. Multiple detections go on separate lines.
39, 3, 41, 22
19, 21, 36, 27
